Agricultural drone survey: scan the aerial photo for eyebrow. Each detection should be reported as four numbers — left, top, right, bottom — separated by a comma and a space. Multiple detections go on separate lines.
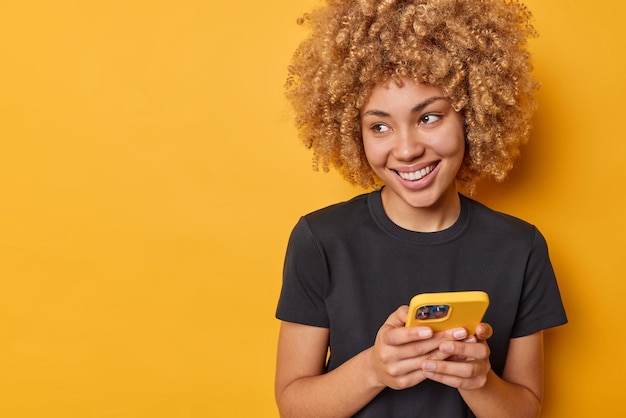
362, 96, 448, 117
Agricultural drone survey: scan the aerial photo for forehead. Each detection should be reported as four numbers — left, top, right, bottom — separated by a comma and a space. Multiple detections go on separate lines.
361, 78, 446, 113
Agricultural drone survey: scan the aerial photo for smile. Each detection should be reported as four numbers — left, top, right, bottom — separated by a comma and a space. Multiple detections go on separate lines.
397, 164, 437, 181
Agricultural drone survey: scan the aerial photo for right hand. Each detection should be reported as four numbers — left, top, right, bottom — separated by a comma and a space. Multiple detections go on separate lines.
369, 305, 472, 390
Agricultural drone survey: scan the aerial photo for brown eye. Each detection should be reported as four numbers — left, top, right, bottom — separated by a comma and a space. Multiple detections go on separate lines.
372, 123, 389, 133
420, 114, 441, 124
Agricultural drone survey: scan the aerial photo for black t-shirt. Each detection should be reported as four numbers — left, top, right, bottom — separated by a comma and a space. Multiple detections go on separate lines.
276, 190, 567, 417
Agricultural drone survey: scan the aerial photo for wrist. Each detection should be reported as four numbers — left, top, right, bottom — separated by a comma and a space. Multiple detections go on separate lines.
363, 347, 388, 391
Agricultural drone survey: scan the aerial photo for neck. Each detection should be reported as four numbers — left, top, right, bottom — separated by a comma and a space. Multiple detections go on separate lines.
380, 188, 461, 233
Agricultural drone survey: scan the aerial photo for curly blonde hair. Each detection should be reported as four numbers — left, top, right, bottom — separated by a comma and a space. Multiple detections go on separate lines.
286, 0, 539, 193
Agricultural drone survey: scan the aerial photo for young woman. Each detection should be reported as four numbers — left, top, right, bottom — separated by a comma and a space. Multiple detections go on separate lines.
275, 1, 567, 416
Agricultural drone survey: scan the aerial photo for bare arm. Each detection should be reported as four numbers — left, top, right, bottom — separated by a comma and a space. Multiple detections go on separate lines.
460, 331, 544, 417
422, 329, 544, 418
274, 321, 382, 418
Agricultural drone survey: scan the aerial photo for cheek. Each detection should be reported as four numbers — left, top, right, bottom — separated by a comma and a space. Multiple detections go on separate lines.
434, 113, 466, 158
435, 129, 465, 159
362, 140, 386, 168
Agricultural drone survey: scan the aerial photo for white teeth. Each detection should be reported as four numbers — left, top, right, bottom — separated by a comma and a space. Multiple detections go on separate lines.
399, 165, 434, 181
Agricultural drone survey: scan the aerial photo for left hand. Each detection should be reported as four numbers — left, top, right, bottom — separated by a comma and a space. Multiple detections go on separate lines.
420, 322, 493, 390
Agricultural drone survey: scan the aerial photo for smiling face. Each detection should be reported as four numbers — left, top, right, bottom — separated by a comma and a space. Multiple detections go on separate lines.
360, 79, 466, 231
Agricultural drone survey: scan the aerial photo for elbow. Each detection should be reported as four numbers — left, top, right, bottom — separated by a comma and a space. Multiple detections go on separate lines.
275, 382, 298, 418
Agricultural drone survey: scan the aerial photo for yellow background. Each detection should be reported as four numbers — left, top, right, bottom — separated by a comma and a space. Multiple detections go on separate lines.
0, 0, 623, 416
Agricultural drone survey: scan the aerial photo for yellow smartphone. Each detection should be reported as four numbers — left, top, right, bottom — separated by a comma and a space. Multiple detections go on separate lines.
406, 291, 490, 332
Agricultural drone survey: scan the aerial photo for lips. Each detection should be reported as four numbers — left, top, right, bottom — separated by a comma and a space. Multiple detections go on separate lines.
396, 163, 438, 181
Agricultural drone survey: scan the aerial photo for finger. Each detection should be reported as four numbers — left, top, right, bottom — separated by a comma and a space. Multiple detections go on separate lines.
377, 347, 455, 389
382, 334, 461, 366
394, 346, 468, 376
438, 340, 490, 360
474, 322, 493, 341
386, 305, 410, 328
375, 338, 454, 377
386, 327, 469, 353
382, 305, 436, 346
421, 356, 491, 383
421, 365, 489, 389
379, 362, 428, 390
422, 359, 481, 379
434, 327, 471, 342
382, 324, 434, 346
391, 324, 469, 348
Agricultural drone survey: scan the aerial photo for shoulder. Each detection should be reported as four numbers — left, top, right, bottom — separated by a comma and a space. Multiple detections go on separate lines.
465, 195, 537, 233
305, 192, 370, 219
285, 192, 374, 250
463, 195, 546, 250
301, 192, 372, 232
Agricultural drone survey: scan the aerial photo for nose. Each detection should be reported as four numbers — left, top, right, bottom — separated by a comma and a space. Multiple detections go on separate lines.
393, 128, 425, 161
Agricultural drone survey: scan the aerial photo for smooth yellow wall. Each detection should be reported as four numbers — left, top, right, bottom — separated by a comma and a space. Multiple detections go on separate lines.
0, 0, 623, 416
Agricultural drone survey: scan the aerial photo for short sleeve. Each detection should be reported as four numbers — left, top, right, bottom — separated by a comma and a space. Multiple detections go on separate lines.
276, 217, 330, 328
511, 228, 568, 337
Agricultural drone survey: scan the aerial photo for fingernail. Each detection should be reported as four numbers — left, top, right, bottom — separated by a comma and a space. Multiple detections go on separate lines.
453, 329, 467, 339
422, 361, 435, 371
441, 342, 454, 353
418, 328, 433, 338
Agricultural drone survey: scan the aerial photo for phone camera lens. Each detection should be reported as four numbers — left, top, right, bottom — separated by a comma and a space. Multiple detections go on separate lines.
416, 306, 430, 319
432, 305, 449, 318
